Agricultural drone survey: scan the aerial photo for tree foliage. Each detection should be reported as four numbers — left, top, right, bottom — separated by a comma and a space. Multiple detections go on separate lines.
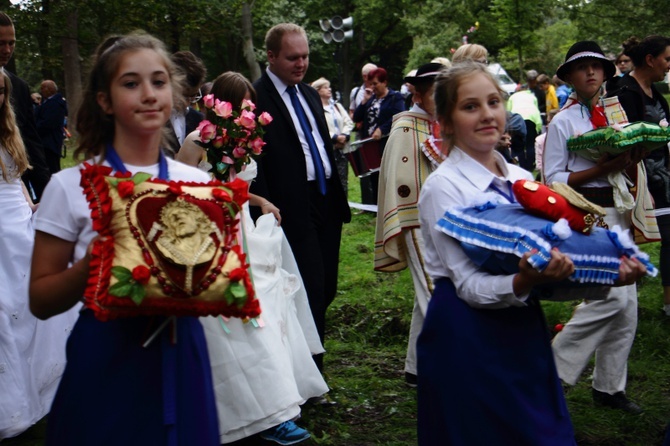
4, 0, 669, 119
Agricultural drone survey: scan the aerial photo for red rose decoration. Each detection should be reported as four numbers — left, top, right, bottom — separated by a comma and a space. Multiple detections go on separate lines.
132, 265, 151, 285
227, 178, 249, 204
212, 188, 232, 202
117, 180, 135, 199
168, 184, 183, 196
114, 171, 132, 179
228, 267, 247, 282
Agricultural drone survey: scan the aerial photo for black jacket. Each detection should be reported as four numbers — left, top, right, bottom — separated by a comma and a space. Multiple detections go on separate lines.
606, 73, 670, 207
7, 70, 50, 201
250, 71, 351, 241
35, 92, 68, 156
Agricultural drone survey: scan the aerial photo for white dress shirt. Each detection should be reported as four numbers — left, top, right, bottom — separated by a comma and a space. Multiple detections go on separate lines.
266, 69, 332, 179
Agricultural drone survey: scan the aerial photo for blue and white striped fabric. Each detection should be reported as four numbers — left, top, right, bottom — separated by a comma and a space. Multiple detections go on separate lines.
437, 202, 657, 285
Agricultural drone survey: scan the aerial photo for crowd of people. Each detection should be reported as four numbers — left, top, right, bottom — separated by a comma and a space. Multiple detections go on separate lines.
2, 5, 670, 445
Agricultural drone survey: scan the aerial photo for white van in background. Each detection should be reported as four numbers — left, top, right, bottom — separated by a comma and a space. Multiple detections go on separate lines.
487, 63, 517, 96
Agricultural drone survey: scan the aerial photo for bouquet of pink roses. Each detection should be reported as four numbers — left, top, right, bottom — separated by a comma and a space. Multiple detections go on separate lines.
196, 94, 273, 181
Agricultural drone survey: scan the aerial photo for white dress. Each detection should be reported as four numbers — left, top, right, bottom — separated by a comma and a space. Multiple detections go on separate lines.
0, 148, 79, 439
200, 160, 328, 443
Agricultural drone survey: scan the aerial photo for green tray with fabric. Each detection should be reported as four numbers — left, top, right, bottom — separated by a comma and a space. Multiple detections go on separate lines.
567, 122, 670, 161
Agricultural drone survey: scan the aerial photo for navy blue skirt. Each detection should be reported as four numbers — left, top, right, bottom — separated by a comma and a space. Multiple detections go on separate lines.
417, 279, 575, 446
46, 310, 219, 446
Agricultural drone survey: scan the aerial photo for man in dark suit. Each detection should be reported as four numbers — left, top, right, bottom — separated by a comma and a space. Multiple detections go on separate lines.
251, 23, 351, 371
0, 12, 50, 201
164, 51, 205, 156
35, 80, 68, 174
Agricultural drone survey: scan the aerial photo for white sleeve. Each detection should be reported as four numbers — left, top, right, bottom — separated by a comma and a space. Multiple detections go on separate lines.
542, 117, 572, 185
34, 170, 83, 242
419, 174, 528, 309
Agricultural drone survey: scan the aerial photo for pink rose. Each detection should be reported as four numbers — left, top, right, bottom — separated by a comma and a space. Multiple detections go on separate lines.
258, 111, 273, 126
197, 120, 217, 143
248, 137, 266, 155
234, 110, 256, 130
132, 265, 151, 285
202, 94, 215, 109
214, 100, 233, 118
232, 146, 247, 159
241, 99, 256, 111
117, 180, 135, 198
213, 136, 225, 148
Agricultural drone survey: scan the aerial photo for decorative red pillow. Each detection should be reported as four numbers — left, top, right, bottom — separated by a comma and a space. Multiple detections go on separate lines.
512, 180, 604, 233
80, 163, 260, 321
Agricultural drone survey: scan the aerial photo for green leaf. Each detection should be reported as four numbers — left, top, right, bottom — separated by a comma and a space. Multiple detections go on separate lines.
129, 284, 146, 305
111, 266, 133, 282
107, 177, 120, 187
229, 282, 247, 302
109, 281, 134, 297
223, 288, 235, 305
133, 172, 152, 185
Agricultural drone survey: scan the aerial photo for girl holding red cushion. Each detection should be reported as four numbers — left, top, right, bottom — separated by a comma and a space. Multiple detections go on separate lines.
29, 33, 219, 445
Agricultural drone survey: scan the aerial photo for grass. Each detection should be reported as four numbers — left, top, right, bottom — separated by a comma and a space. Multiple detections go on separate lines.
300, 171, 670, 445
7, 158, 670, 445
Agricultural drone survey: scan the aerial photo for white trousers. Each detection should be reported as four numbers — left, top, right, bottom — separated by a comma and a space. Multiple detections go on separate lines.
403, 228, 433, 375
551, 208, 638, 394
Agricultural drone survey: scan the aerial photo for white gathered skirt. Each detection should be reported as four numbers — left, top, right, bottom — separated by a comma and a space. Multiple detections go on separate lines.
0, 173, 79, 440
201, 208, 328, 443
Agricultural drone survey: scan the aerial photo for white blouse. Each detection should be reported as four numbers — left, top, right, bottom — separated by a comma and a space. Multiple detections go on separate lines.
418, 147, 606, 308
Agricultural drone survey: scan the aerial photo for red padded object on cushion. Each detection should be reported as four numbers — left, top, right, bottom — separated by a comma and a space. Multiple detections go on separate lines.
512, 180, 593, 233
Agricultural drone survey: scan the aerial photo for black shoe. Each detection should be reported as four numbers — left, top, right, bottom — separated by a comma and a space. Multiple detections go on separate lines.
305, 395, 337, 407
405, 372, 418, 388
592, 389, 643, 414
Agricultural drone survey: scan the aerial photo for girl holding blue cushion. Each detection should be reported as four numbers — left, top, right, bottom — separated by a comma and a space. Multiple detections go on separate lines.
416, 61, 646, 445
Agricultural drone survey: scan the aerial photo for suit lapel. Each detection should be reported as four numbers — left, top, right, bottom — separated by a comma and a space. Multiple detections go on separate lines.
260, 73, 299, 141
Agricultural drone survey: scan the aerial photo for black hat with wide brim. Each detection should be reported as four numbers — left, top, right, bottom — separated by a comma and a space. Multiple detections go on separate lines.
556, 41, 616, 82
403, 62, 445, 85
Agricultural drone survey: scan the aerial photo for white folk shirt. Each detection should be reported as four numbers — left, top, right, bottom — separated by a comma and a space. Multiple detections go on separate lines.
542, 102, 610, 188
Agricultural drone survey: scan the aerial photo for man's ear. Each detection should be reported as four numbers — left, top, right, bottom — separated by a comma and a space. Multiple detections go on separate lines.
97, 91, 112, 115
267, 50, 275, 66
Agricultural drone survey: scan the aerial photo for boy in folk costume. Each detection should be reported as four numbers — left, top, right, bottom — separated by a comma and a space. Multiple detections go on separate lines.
374, 62, 445, 386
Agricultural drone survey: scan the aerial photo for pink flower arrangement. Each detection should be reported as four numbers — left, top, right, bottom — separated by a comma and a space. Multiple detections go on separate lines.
197, 95, 273, 181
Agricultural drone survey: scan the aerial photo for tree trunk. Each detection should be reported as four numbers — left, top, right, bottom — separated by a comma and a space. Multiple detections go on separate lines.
61, 9, 81, 132
241, 1, 260, 81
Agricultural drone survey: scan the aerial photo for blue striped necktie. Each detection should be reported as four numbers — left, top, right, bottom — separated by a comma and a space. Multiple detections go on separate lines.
287, 86, 327, 195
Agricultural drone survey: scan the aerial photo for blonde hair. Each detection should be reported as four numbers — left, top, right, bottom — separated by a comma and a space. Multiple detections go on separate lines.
74, 32, 183, 161
451, 44, 488, 64
434, 61, 504, 150
0, 71, 30, 180
310, 77, 330, 91
265, 23, 307, 55
431, 57, 452, 68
